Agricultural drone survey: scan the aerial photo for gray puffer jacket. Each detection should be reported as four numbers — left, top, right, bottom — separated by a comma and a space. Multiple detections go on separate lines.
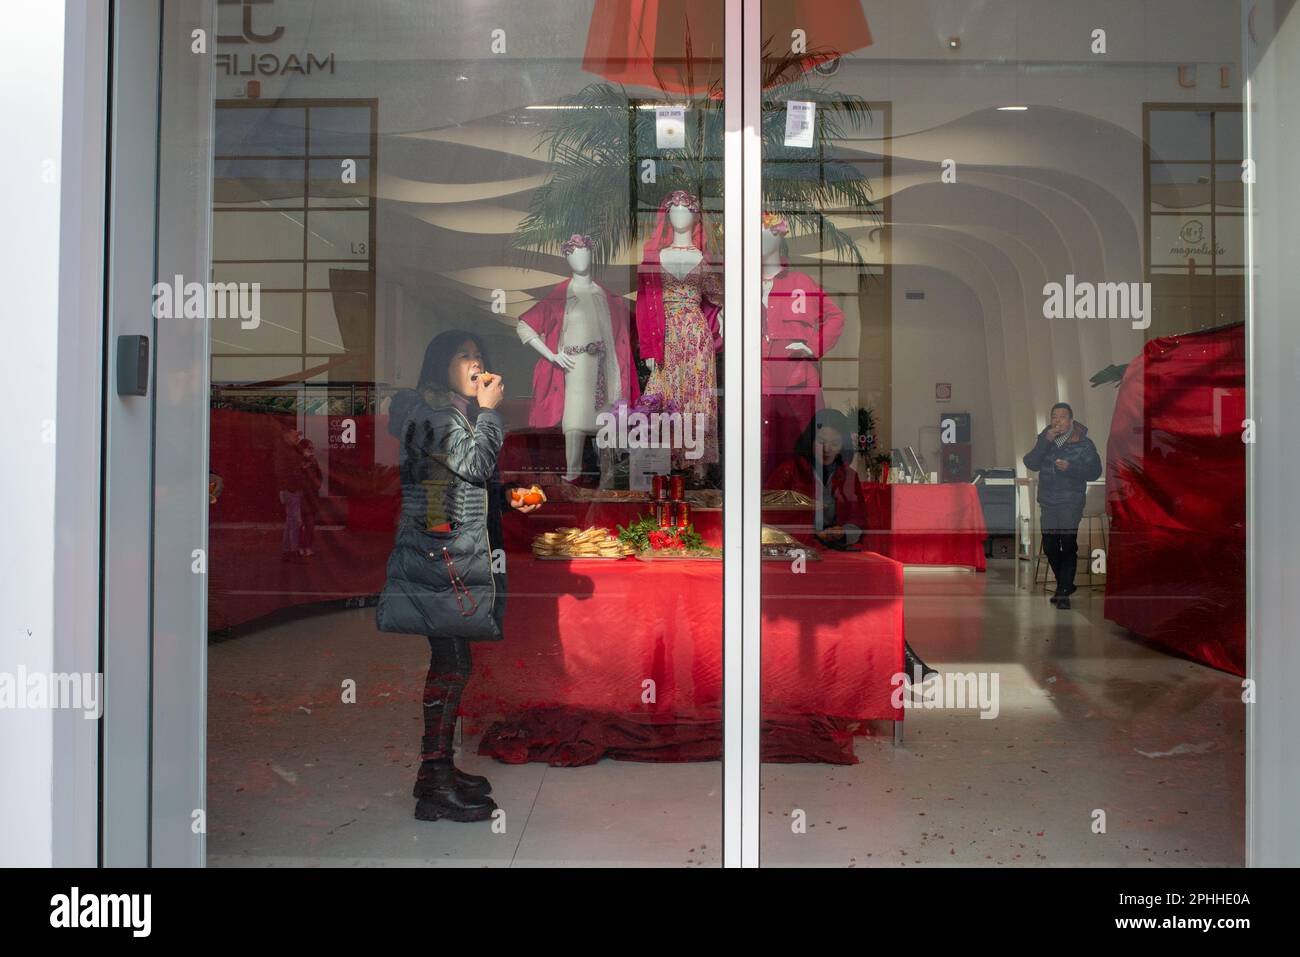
376, 389, 511, 640
1022, 421, 1102, 530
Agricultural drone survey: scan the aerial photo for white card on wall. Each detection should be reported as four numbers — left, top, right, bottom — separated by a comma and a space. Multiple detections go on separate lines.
784, 100, 816, 148
629, 447, 672, 491
656, 107, 686, 150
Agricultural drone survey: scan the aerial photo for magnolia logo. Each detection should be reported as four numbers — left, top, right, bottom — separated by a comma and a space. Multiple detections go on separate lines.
151, 276, 261, 328
1179, 220, 1205, 245
891, 669, 1000, 719
1168, 220, 1225, 259
0, 667, 102, 719
595, 407, 709, 460
50, 887, 150, 937
1042, 275, 1151, 330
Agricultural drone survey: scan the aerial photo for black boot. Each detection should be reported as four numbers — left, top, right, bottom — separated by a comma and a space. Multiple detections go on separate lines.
415, 641, 494, 817
903, 641, 939, 684
413, 762, 497, 823
414, 761, 491, 799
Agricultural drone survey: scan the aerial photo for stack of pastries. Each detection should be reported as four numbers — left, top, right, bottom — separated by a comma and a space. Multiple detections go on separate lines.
532, 526, 635, 559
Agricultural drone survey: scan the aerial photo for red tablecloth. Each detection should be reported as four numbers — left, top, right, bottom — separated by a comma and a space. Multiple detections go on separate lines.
859, 483, 988, 570
466, 550, 904, 764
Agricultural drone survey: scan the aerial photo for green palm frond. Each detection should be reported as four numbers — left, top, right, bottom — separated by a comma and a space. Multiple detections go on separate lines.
512, 39, 880, 275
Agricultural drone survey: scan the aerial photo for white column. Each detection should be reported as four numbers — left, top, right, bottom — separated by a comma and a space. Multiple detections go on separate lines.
1244, 0, 1300, 868
0, 0, 108, 867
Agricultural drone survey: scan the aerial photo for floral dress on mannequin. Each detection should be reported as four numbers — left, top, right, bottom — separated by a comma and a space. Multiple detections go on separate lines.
635, 190, 724, 472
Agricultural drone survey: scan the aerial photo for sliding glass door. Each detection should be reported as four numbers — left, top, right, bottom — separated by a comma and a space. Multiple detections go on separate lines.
755, 0, 1249, 867
107, 0, 1283, 868
123, 0, 754, 866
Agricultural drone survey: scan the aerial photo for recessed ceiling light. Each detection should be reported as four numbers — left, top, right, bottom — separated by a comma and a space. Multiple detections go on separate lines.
997, 105, 1028, 111
947, 37, 961, 50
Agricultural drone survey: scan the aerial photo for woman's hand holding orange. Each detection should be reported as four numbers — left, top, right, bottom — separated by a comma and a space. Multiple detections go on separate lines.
510, 484, 546, 513
476, 372, 505, 409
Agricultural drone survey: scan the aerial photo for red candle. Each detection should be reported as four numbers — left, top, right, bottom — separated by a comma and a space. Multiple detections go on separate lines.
674, 501, 691, 527
652, 475, 667, 500
669, 474, 685, 500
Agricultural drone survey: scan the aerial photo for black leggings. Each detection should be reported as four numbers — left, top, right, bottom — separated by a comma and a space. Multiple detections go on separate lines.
420, 637, 472, 763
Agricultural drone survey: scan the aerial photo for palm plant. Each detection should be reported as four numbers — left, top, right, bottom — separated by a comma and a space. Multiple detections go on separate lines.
512, 40, 880, 272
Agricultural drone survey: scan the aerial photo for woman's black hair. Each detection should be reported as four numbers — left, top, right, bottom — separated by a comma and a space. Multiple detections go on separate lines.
416, 329, 491, 394
795, 408, 853, 465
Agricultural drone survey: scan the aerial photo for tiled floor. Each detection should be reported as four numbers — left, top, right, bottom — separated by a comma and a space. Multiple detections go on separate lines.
207, 561, 1244, 867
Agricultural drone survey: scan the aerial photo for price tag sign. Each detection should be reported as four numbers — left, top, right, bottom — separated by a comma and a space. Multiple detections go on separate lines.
629, 447, 672, 491
656, 106, 686, 150
784, 100, 816, 148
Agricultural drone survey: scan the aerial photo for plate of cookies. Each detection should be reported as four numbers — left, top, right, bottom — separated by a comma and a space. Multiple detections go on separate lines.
531, 526, 636, 560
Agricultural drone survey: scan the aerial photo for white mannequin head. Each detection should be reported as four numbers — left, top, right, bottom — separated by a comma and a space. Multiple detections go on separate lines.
566, 246, 592, 275
561, 234, 595, 277
668, 203, 697, 233
761, 228, 782, 256
760, 213, 789, 259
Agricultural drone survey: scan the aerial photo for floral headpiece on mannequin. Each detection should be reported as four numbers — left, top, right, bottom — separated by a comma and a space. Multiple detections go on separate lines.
560, 233, 594, 256
662, 189, 702, 214
643, 189, 708, 263
761, 212, 790, 236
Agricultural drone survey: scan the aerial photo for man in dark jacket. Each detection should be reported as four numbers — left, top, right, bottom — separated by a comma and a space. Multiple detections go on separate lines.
1023, 402, 1102, 609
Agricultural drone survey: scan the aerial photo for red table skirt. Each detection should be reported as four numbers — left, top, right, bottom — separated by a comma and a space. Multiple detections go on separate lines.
466, 550, 904, 764
860, 483, 988, 570
208, 524, 904, 762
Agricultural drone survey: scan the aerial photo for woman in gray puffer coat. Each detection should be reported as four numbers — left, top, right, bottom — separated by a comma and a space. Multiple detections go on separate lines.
380, 329, 541, 823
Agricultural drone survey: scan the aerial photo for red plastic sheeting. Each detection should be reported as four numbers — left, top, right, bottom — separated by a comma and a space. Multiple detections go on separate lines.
1103, 323, 1246, 675
860, 483, 988, 571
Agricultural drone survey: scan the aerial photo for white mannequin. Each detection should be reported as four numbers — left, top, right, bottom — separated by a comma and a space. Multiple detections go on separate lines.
646, 203, 722, 374
517, 244, 621, 481
762, 226, 812, 357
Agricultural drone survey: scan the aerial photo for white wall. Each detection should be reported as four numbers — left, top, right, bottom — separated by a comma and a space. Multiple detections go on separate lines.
832, 0, 1243, 472
890, 266, 996, 470
1244, 0, 1300, 868
0, 1, 67, 867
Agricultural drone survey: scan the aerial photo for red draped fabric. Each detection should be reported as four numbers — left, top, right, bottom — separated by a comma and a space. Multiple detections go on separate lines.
208, 409, 399, 630
467, 550, 904, 764
581, 0, 874, 94
859, 483, 988, 570
1103, 323, 1246, 676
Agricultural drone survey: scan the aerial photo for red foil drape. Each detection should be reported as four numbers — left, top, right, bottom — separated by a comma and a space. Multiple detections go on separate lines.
582, 0, 874, 94
1103, 323, 1246, 675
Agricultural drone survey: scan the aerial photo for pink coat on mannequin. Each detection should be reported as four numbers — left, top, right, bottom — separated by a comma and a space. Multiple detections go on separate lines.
761, 268, 845, 481
518, 279, 639, 429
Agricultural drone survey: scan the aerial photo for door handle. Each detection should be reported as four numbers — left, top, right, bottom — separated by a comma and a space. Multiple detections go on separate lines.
116, 334, 149, 396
